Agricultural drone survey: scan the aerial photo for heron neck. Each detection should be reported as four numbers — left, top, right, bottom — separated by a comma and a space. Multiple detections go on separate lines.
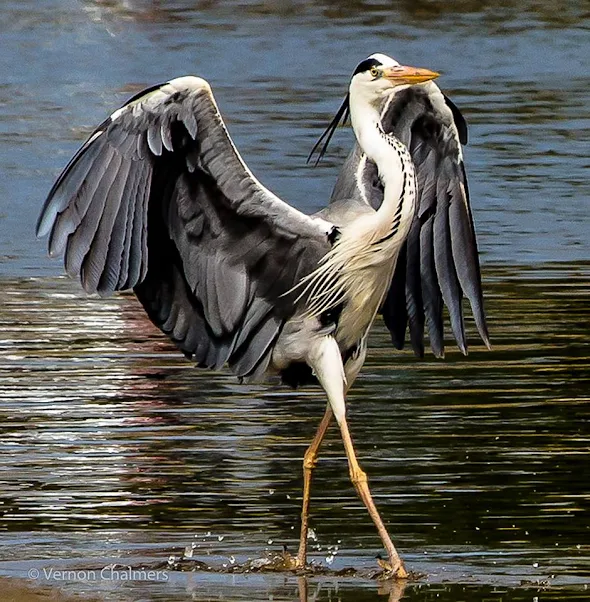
352, 106, 416, 237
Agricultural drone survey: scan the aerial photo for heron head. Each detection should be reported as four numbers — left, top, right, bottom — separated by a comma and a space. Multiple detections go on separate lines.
307, 53, 439, 165
349, 53, 439, 106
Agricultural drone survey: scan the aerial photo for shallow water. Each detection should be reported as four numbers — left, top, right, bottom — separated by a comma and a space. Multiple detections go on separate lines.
0, 265, 588, 601
0, 1, 589, 601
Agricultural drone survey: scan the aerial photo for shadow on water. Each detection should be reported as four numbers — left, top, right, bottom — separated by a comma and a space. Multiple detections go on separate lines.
0, 264, 588, 601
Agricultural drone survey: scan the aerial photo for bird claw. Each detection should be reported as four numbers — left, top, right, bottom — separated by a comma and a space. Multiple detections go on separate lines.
376, 554, 409, 580
279, 546, 301, 571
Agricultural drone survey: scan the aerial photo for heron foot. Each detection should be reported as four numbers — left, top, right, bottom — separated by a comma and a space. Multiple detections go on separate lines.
376, 554, 409, 580
279, 546, 300, 571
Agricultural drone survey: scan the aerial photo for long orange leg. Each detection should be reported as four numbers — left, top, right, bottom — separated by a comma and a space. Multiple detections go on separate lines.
296, 404, 333, 567
339, 414, 408, 579
305, 335, 406, 577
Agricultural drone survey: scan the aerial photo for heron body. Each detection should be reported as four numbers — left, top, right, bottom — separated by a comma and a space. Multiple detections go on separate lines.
38, 53, 489, 577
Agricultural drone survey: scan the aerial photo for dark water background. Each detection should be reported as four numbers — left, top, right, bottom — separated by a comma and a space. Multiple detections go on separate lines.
0, 1, 588, 601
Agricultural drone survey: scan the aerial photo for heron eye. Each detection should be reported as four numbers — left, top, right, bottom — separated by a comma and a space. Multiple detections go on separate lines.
370, 66, 380, 79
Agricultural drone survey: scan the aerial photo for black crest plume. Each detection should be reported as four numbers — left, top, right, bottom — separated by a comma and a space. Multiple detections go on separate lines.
306, 57, 383, 166
307, 93, 350, 166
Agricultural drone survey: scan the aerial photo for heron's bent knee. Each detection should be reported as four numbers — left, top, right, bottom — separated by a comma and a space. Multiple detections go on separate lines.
303, 450, 318, 470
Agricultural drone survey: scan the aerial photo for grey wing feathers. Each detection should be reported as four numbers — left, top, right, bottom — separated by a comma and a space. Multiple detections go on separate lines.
38, 76, 331, 378
332, 84, 490, 357
387, 85, 489, 356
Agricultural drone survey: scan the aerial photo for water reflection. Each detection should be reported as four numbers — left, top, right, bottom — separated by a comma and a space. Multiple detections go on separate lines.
83, 0, 588, 27
0, 265, 588, 600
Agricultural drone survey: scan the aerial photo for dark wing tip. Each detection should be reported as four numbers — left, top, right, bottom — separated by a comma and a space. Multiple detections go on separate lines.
443, 94, 468, 145
36, 126, 109, 239
476, 314, 492, 350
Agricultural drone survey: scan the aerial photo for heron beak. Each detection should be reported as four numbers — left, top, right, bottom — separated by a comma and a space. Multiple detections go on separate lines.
382, 65, 440, 85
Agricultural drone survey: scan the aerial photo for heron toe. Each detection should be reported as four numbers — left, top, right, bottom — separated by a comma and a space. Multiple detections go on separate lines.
376, 554, 409, 579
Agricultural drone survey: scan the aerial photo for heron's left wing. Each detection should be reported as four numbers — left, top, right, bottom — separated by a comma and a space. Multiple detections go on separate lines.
331, 83, 490, 357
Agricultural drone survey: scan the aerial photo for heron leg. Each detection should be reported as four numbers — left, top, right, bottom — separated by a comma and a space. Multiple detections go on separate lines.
338, 415, 407, 579
305, 335, 406, 577
297, 404, 333, 567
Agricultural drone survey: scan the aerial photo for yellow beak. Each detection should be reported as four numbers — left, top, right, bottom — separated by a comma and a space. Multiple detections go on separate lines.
382, 65, 440, 85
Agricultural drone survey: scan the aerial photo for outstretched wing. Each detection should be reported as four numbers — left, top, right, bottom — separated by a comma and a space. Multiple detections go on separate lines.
38, 76, 333, 378
330, 83, 490, 357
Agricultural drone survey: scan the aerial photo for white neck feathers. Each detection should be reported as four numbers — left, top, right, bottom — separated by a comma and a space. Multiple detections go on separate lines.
349, 92, 416, 243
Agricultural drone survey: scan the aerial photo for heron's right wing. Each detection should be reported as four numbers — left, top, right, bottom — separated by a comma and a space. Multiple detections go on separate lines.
37, 77, 333, 378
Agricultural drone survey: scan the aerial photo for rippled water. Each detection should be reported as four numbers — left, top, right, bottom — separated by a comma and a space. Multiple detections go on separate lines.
1, 268, 588, 600
0, 1, 589, 601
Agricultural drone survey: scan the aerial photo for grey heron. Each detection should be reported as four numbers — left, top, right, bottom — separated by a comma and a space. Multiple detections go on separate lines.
37, 52, 490, 578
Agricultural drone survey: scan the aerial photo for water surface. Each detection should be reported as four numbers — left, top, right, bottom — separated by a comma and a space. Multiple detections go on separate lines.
1, 0, 588, 274
0, 1, 588, 601
0, 266, 588, 601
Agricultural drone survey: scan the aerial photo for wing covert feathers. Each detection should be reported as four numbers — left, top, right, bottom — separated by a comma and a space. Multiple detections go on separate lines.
38, 76, 331, 378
